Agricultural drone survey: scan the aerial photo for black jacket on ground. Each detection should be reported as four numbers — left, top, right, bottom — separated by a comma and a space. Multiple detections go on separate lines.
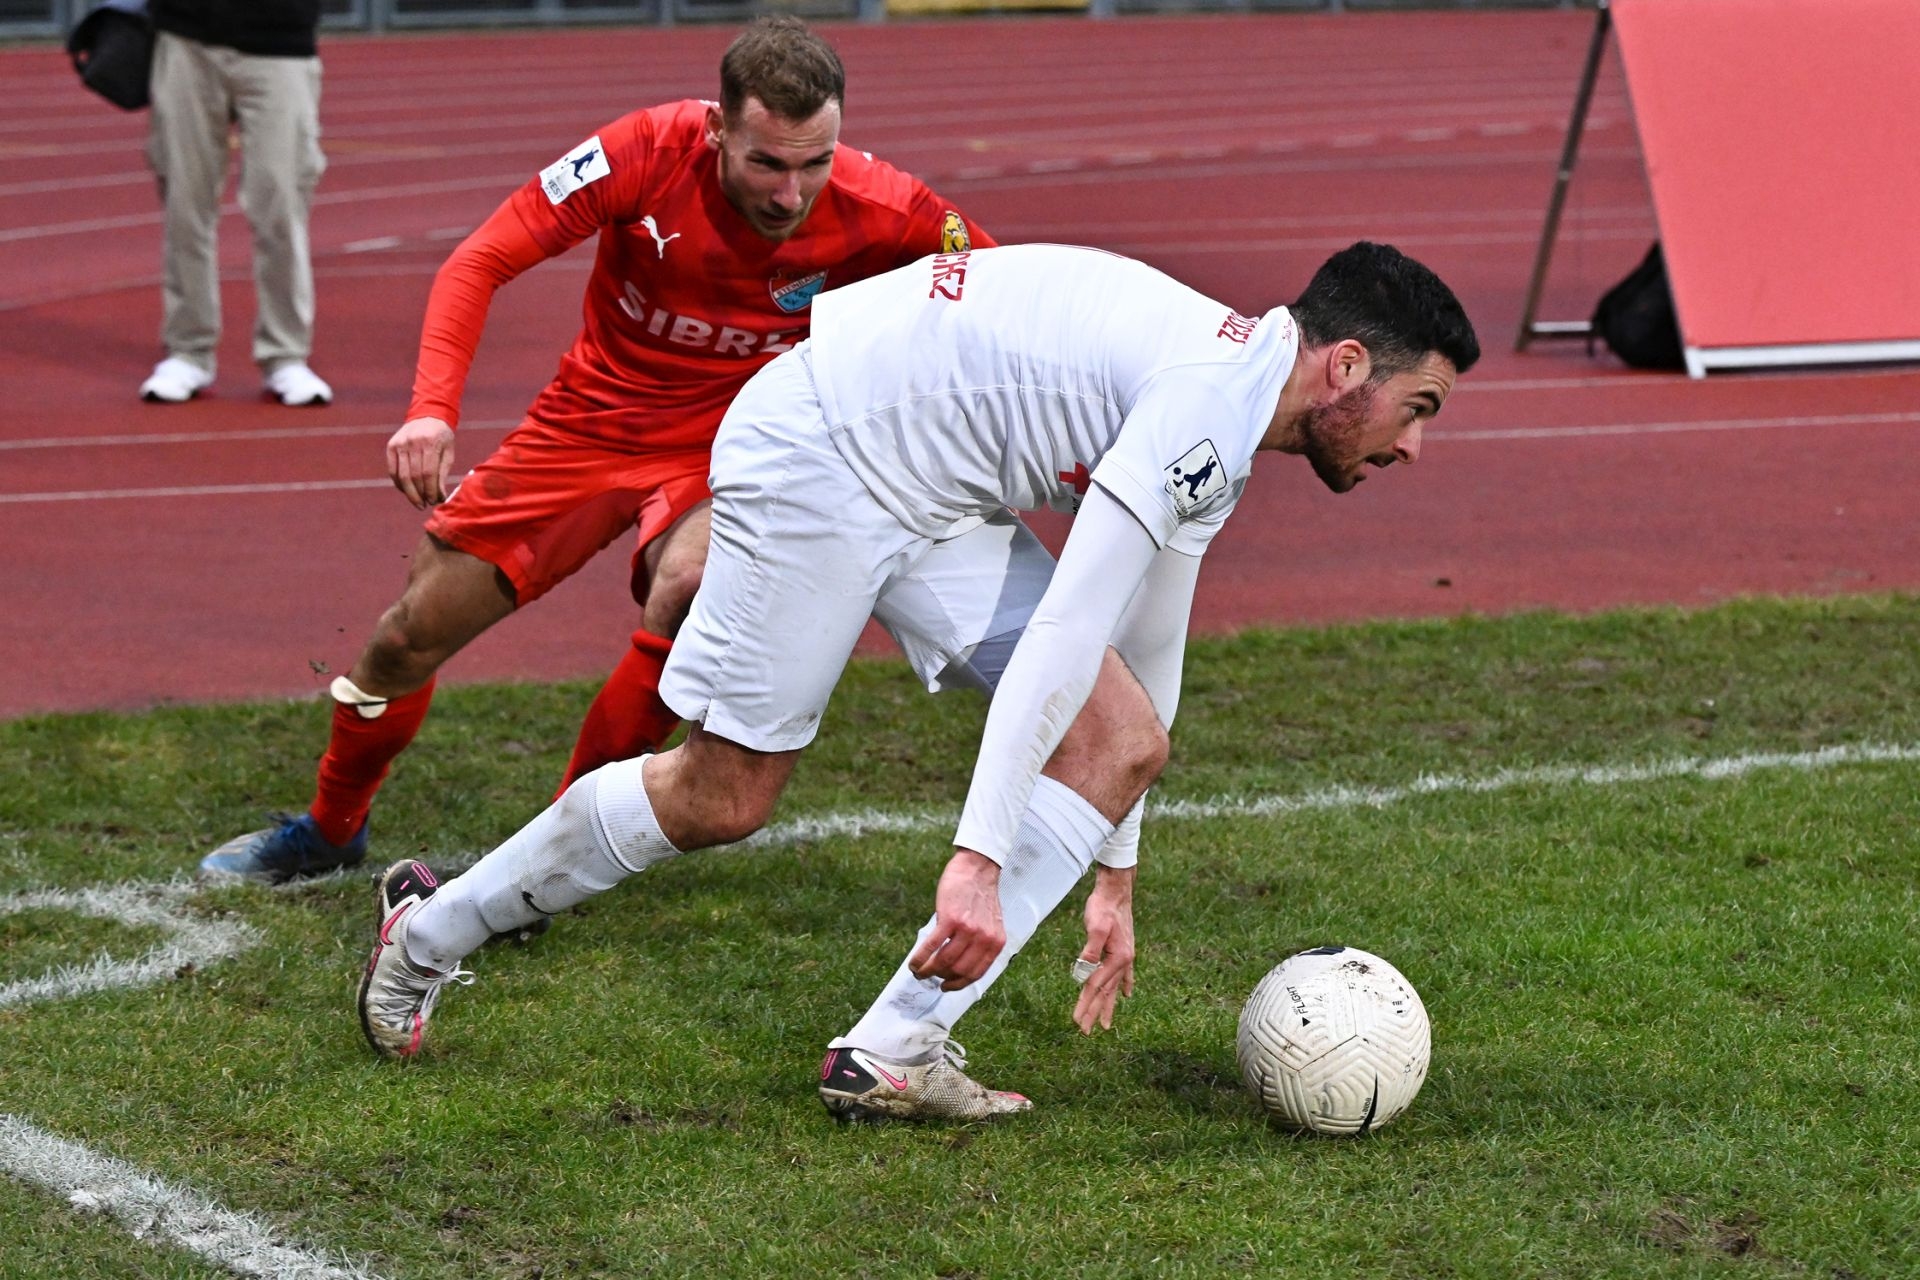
150, 0, 320, 58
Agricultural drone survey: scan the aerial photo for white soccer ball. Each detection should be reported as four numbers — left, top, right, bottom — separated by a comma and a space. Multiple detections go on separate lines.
1236, 945, 1431, 1136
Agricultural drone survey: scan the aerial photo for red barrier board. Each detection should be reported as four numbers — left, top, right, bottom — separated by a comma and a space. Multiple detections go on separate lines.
1613, 0, 1920, 374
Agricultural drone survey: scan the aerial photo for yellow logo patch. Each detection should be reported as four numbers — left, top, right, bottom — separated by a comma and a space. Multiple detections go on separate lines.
940, 211, 971, 254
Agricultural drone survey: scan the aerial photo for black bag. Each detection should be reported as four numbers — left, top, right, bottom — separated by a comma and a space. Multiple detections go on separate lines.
67, 0, 154, 111
1590, 242, 1685, 371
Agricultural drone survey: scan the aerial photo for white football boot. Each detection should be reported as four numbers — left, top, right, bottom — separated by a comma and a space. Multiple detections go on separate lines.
818, 1042, 1031, 1122
357, 859, 472, 1058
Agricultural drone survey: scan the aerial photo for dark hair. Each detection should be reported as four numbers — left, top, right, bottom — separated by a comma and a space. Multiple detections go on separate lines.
1290, 242, 1480, 376
719, 16, 846, 123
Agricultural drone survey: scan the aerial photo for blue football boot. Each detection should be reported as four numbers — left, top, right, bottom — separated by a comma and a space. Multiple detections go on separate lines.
198, 813, 368, 885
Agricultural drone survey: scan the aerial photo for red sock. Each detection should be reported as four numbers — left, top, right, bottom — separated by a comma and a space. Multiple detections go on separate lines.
558, 628, 682, 795
309, 678, 436, 846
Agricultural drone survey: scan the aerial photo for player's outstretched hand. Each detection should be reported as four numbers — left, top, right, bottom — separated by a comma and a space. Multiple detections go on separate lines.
1072, 865, 1136, 1034
909, 849, 1006, 991
387, 416, 456, 508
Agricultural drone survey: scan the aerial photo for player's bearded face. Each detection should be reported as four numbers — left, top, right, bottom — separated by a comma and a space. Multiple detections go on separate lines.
1299, 382, 1387, 493
1299, 354, 1452, 493
710, 97, 842, 242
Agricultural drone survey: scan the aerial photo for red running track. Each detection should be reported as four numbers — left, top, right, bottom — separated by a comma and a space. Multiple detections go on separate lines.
2, 12, 1916, 720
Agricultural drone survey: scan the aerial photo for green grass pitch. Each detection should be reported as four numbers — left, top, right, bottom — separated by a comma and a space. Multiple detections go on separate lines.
3, 595, 1918, 1278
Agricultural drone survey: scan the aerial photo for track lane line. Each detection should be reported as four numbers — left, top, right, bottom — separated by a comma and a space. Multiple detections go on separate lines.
4, 411, 1914, 503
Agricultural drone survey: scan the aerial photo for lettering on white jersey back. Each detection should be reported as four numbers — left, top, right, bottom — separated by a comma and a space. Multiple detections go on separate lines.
929, 251, 971, 301
1163, 440, 1227, 515
541, 136, 612, 205
1217, 311, 1260, 344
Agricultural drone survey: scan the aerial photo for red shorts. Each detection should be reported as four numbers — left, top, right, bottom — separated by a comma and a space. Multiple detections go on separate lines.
425, 416, 711, 607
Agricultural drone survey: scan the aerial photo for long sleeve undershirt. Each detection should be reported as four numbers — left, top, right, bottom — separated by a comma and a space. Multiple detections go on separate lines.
952, 482, 1201, 864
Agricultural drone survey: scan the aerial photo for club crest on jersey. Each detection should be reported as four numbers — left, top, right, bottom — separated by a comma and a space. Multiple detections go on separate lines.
1163, 439, 1226, 515
540, 136, 611, 205
770, 270, 828, 314
940, 211, 971, 254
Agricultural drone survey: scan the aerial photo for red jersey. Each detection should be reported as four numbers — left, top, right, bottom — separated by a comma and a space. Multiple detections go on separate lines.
409, 100, 993, 454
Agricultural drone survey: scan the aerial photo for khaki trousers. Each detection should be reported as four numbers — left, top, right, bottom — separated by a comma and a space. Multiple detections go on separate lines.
146, 30, 325, 375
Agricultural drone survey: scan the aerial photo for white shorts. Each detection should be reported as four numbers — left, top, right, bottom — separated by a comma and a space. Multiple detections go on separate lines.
660, 346, 1055, 752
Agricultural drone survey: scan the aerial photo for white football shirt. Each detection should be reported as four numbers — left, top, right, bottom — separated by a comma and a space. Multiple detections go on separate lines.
807, 243, 1297, 555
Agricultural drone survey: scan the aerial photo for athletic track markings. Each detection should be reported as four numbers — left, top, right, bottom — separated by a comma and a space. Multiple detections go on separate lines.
4, 413, 1915, 506
4, 739, 1916, 1279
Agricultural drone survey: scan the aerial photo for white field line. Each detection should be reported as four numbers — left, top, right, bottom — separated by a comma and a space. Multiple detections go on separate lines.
739, 740, 1920, 849
295, 740, 1920, 889
0, 1117, 388, 1280
0, 879, 259, 1009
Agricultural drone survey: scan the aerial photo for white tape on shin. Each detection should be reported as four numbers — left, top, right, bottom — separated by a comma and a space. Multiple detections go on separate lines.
1094, 796, 1143, 870
329, 675, 390, 720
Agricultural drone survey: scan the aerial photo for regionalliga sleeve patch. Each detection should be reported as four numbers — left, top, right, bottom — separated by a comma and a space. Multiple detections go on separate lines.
540, 135, 612, 205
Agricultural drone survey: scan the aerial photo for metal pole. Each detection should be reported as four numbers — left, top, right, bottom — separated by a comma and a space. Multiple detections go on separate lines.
1514, 0, 1613, 352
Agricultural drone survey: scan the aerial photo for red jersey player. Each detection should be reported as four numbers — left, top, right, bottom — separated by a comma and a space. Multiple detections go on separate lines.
200, 17, 992, 883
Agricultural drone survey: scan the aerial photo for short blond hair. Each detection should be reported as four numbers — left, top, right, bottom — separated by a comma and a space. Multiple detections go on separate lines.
719, 16, 845, 122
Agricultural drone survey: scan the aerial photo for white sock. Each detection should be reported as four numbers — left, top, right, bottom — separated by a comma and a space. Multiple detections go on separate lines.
406, 755, 681, 971
831, 775, 1113, 1062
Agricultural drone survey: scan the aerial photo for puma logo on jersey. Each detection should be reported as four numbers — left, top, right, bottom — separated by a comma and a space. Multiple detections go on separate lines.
640, 215, 682, 258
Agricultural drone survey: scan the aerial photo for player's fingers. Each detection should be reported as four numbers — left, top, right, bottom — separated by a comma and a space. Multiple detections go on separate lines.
407, 445, 442, 508
390, 454, 425, 509
425, 440, 455, 507
935, 943, 985, 991
906, 927, 948, 980
400, 441, 440, 508
1074, 980, 1117, 1034
1076, 926, 1109, 965
1072, 960, 1120, 1032
937, 933, 999, 990
1098, 967, 1128, 1029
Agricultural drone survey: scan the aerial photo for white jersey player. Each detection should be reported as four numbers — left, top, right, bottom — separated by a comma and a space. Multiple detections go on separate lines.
356, 241, 1481, 1122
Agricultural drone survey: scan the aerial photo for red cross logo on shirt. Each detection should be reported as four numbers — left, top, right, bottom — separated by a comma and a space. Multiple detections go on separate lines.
1058, 462, 1092, 494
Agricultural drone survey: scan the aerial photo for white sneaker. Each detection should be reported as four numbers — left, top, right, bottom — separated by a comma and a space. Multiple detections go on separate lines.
357, 859, 473, 1059
264, 361, 332, 407
818, 1042, 1032, 1122
139, 356, 213, 403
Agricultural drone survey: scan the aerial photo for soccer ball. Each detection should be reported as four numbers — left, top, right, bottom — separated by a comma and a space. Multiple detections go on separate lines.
1236, 945, 1431, 1136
